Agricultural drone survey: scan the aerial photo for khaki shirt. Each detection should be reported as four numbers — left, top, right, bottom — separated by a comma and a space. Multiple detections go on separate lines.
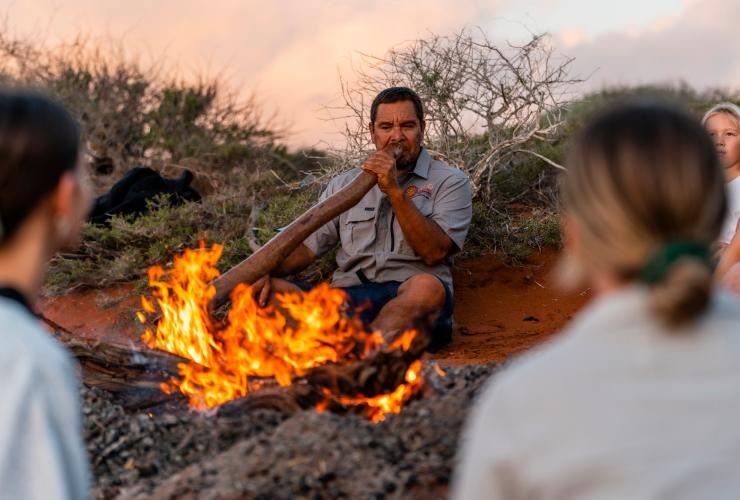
303, 148, 472, 292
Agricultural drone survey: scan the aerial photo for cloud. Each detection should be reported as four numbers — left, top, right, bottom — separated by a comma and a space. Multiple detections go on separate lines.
4, 0, 737, 147
2, 0, 502, 146
559, 29, 587, 48
557, 0, 740, 93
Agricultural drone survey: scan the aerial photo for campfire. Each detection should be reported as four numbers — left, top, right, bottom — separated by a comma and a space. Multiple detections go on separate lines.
136, 243, 430, 422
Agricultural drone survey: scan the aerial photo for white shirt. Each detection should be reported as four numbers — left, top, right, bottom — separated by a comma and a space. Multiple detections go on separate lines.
0, 297, 89, 499
452, 287, 740, 500
720, 176, 740, 244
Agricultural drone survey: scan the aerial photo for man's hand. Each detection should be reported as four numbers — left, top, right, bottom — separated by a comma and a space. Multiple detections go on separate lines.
251, 275, 273, 307
361, 148, 401, 195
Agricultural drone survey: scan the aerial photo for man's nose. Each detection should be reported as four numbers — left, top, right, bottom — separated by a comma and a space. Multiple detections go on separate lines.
389, 125, 403, 141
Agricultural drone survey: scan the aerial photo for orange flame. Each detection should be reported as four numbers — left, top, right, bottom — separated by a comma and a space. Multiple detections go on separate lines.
331, 360, 424, 422
138, 243, 423, 416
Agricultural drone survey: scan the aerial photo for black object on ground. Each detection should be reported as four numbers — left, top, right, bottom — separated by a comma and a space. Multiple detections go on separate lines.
89, 167, 201, 225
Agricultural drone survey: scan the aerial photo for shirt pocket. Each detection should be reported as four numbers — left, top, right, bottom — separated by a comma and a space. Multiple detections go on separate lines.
342, 207, 376, 253
396, 196, 433, 256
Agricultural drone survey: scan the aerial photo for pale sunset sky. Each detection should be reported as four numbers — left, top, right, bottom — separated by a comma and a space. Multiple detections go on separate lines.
2, 0, 738, 147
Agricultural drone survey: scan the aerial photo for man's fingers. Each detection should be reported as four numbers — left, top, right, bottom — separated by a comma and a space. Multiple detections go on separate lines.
362, 157, 395, 175
378, 148, 398, 161
259, 278, 271, 307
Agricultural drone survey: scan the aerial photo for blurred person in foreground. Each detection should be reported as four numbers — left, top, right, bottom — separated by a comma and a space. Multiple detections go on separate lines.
704, 102, 740, 293
0, 91, 91, 499
251, 87, 472, 350
452, 102, 740, 500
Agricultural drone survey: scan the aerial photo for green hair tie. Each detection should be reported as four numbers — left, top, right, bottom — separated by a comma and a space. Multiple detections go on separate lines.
639, 242, 712, 286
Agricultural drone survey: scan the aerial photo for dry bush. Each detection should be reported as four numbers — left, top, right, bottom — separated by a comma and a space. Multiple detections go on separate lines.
0, 27, 285, 188
0, 26, 327, 291
324, 28, 581, 196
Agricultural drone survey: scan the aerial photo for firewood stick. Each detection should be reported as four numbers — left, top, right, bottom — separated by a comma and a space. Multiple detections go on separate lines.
211, 145, 402, 306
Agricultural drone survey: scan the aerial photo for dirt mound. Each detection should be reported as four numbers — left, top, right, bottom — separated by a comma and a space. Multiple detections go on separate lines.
85, 364, 497, 499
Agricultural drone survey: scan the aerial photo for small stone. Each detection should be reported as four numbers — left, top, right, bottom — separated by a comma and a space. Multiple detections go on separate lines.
319, 471, 337, 483
382, 480, 397, 493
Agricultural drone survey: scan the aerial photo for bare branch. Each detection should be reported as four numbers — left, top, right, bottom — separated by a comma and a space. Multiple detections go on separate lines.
325, 27, 582, 194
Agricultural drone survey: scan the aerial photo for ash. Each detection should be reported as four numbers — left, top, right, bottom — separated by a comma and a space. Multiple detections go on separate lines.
83, 363, 498, 499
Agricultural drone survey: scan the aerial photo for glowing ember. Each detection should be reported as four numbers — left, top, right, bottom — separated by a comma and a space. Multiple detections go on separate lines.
330, 360, 424, 422
138, 243, 425, 419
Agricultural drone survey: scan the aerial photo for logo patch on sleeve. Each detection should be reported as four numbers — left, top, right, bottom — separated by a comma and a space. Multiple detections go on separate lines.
405, 185, 418, 198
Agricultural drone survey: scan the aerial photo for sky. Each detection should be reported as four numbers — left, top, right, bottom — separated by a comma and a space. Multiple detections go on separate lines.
1, 0, 738, 147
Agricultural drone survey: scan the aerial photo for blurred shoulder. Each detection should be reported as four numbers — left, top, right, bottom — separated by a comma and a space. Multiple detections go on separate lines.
0, 300, 76, 385
481, 330, 583, 407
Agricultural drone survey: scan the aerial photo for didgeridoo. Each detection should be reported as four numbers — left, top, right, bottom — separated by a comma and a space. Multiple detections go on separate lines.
211, 144, 402, 306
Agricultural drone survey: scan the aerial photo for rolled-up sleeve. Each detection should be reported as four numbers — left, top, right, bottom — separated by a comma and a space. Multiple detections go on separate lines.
302, 180, 341, 257
431, 173, 472, 252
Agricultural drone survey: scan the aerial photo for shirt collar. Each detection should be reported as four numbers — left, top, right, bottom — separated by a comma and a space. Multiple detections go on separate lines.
0, 287, 32, 315
410, 147, 431, 180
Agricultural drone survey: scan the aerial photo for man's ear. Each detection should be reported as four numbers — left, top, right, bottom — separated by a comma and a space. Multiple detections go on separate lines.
368, 121, 375, 137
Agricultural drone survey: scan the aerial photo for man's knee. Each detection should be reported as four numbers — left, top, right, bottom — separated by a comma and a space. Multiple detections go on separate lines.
398, 274, 446, 311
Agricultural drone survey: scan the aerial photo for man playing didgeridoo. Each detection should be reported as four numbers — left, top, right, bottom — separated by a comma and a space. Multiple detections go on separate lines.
252, 87, 473, 350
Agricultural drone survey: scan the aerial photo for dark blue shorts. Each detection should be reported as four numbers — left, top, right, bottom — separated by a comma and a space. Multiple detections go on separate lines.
295, 277, 453, 352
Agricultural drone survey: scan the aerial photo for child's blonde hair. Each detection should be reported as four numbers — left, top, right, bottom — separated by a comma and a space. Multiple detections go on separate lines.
562, 102, 726, 327
702, 102, 740, 128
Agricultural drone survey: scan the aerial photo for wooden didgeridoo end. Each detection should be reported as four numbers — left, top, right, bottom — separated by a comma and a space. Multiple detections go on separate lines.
211, 145, 402, 307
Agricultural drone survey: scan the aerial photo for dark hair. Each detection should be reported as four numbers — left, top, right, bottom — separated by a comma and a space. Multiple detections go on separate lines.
0, 92, 81, 242
370, 87, 424, 124
562, 101, 725, 327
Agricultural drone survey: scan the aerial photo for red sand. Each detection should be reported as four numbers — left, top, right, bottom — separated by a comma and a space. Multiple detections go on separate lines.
39, 284, 144, 346
39, 249, 591, 364
436, 249, 591, 365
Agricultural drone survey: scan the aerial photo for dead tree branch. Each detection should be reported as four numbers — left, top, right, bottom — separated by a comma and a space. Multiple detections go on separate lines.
324, 28, 581, 193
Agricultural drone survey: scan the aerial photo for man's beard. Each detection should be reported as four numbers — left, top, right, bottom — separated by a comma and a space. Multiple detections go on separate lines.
396, 147, 422, 171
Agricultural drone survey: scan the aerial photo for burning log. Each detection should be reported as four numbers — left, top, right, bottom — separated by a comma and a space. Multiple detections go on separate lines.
216, 326, 432, 419
43, 315, 187, 410
306, 326, 431, 397
47, 310, 432, 418
211, 144, 402, 306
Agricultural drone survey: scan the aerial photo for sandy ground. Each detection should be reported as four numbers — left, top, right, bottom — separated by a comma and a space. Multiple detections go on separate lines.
437, 249, 591, 365
39, 248, 592, 365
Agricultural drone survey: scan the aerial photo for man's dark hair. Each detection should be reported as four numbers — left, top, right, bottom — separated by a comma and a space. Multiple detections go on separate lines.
370, 87, 424, 125
0, 91, 81, 242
